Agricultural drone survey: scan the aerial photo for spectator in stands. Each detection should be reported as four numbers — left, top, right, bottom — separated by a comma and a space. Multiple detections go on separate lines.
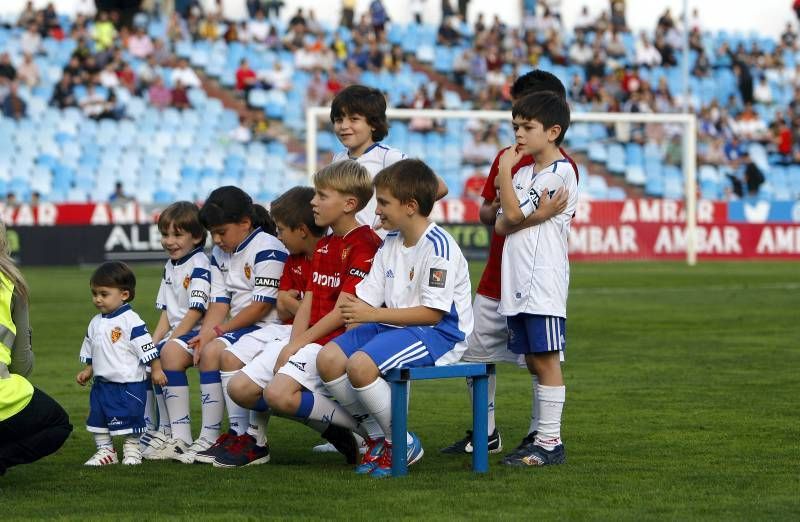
610, 1, 627, 31
50, 73, 76, 109
151, 39, 171, 66
654, 32, 677, 67
753, 75, 774, 105
732, 62, 754, 105
741, 152, 765, 196
370, 0, 389, 36
136, 55, 160, 93
0, 53, 16, 85
20, 23, 42, 56
259, 61, 291, 92
1, 83, 27, 121
127, 26, 153, 59
235, 58, 259, 94
410, 0, 426, 24
148, 76, 172, 109
438, 17, 461, 47
462, 170, 488, 200
251, 110, 276, 143
229, 113, 253, 143
288, 7, 307, 27
171, 80, 191, 110
17, 1, 37, 27
92, 12, 117, 52
781, 22, 798, 48
248, 9, 271, 43
80, 84, 107, 119
109, 182, 133, 204
171, 59, 201, 89
574, 5, 594, 32
731, 103, 768, 142
98, 62, 120, 89
265, 1, 285, 20
16, 53, 40, 88
635, 32, 661, 67
341, 0, 356, 29
568, 33, 593, 66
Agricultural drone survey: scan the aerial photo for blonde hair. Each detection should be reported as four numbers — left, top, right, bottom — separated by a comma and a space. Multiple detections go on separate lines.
313, 160, 373, 212
0, 222, 28, 302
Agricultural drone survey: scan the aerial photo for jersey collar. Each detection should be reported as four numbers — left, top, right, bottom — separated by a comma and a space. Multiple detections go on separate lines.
102, 303, 131, 319
348, 142, 381, 159
171, 246, 204, 266
234, 227, 262, 254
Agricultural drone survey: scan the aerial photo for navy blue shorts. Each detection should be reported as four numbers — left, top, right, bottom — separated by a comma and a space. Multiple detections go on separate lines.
507, 314, 566, 355
331, 323, 454, 374
86, 379, 148, 436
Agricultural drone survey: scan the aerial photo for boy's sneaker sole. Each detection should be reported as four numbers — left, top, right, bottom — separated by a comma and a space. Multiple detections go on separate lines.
440, 429, 503, 454
502, 442, 565, 467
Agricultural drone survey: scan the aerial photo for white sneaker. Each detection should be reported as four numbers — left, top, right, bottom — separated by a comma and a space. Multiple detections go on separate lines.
313, 433, 367, 454
139, 430, 169, 458
122, 439, 142, 465
144, 437, 188, 460
85, 446, 118, 466
174, 435, 215, 464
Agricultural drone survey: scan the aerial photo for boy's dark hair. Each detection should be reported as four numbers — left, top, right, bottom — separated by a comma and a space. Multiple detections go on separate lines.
313, 160, 373, 213
199, 186, 276, 236
270, 186, 327, 237
373, 159, 438, 217
158, 201, 207, 246
90, 261, 136, 302
512, 91, 571, 146
330, 85, 389, 142
510, 69, 567, 101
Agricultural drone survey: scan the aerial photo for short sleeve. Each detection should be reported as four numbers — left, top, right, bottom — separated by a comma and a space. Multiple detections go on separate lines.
130, 322, 158, 364
252, 247, 288, 304
79, 325, 93, 364
419, 245, 458, 314
384, 148, 407, 167
520, 170, 568, 219
340, 237, 379, 295
188, 266, 211, 311
354, 240, 388, 307
155, 270, 167, 311
209, 251, 231, 305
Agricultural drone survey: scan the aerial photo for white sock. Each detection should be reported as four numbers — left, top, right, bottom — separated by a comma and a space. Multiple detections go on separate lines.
221, 370, 249, 435
94, 432, 113, 449
534, 384, 565, 450
143, 388, 157, 431
154, 386, 171, 436
163, 371, 192, 445
246, 410, 270, 447
324, 374, 379, 439
467, 373, 497, 434
354, 377, 395, 443
199, 372, 224, 441
528, 375, 540, 435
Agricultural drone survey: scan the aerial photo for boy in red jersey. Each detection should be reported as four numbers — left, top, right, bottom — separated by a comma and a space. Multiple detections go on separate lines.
441, 70, 578, 456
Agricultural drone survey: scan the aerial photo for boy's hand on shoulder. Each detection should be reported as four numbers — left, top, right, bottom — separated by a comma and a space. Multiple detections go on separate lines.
339, 294, 375, 325
538, 187, 568, 218
498, 145, 524, 173
76, 366, 92, 386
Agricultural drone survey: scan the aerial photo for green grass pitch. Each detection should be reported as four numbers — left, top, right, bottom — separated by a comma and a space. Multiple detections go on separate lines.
2, 261, 798, 520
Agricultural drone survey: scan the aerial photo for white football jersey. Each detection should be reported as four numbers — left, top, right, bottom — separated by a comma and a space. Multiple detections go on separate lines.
355, 222, 474, 365
156, 247, 211, 332
79, 304, 157, 383
209, 227, 288, 328
498, 159, 578, 318
332, 142, 406, 232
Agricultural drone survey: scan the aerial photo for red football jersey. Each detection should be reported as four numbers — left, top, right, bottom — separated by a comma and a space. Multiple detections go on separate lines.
278, 253, 311, 325
306, 225, 381, 344
476, 146, 578, 300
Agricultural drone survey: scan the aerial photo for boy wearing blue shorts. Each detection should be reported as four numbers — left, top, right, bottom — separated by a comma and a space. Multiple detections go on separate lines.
316, 159, 474, 478
495, 91, 578, 466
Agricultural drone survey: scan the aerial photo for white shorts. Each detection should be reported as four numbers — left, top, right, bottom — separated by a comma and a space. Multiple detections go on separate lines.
225, 324, 292, 366
461, 294, 525, 366
275, 343, 326, 395
239, 338, 285, 389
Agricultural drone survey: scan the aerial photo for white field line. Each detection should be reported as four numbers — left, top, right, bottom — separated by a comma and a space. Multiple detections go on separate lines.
571, 282, 800, 295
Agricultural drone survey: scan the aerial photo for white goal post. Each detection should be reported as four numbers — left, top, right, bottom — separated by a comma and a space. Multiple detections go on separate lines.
306, 107, 698, 265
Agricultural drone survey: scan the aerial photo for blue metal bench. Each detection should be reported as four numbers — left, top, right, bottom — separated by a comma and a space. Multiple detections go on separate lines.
384, 363, 496, 477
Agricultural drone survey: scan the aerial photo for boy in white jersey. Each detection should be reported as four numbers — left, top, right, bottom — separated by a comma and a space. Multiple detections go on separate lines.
495, 91, 577, 467
177, 187, 288, 466
329, 85, 448, 233
76, 262, 158, 466
316, 159, 474, 478
142, 202, 211, 460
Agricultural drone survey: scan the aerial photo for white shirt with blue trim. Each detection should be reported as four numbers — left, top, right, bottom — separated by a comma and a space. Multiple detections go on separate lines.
156, 247, 211, 333
209, 227, 288, 327
355, 222, 474, 365
79, 304, 157, 383
498, 159, 579, 318
333, 143, 406, 231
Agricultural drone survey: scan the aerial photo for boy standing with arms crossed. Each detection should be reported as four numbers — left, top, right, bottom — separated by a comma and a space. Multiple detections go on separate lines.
495, 91, 577, 466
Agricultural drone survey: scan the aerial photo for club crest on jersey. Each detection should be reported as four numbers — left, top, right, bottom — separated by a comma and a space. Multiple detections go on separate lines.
409, 267, 415, 281
183, 275, 191, 289
428, 268, 447, 288
110, 326, 123, 343
341, 247, 350, 262
244, 262, 252, 280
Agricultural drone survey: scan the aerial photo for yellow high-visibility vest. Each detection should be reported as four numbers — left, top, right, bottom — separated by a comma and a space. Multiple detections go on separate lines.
0, 272, 34, 421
